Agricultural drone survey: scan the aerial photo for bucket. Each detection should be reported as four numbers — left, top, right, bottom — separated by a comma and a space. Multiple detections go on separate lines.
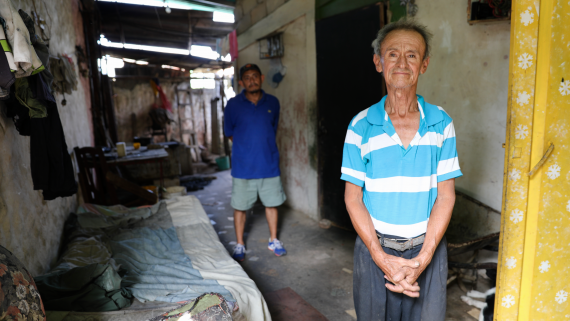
215, 156, 230, 171
163, 186, 187, 199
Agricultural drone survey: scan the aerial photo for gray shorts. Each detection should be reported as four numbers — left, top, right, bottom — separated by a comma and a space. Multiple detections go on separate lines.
231, 176, 287, 211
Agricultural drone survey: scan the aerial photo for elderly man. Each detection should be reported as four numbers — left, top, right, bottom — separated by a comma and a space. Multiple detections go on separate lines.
341, 21, 462, 320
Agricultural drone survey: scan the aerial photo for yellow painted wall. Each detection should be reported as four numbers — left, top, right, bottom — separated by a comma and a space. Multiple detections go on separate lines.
497, 0, 570, 319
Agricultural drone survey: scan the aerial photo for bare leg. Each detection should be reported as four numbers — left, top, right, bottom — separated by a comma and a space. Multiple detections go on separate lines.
265, 207, 278, 240
234, 210, 247, 245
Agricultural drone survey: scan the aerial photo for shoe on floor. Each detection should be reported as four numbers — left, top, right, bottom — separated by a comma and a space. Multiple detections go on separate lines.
268, 238, 287, 256
232, 243, 246, 261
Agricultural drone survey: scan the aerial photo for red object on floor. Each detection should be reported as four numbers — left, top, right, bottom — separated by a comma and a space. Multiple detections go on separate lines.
264, 287, 329, 321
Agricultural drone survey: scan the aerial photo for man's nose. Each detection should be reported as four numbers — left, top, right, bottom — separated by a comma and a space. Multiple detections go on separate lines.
396, 54, 407, 68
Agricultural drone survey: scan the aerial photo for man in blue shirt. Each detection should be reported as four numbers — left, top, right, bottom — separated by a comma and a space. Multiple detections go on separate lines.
224, 64, 287, 261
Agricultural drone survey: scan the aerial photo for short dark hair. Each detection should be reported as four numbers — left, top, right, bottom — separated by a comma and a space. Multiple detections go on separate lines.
371, 20, 433, 60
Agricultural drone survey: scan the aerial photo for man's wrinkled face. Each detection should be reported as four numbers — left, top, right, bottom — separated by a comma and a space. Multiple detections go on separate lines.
239, 70, 264, 93
374, 30, 429, 89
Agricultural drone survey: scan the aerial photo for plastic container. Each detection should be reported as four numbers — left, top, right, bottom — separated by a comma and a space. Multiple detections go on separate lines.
163, 186, 187, 199
215, 156, 230, 171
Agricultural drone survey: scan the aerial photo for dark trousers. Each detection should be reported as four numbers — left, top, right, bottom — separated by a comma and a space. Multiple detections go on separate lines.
353, 234, 448, 321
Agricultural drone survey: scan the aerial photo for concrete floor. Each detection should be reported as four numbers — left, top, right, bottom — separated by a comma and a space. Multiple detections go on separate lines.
188, 170, 494, 321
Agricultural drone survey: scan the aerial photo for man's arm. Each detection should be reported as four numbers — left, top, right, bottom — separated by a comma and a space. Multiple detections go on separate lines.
223, 101, 235, 139
345, 182, 421, 297
400, 178, 456, 286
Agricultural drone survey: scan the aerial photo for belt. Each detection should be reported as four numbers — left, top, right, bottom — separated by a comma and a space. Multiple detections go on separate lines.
377, 232, 425, 252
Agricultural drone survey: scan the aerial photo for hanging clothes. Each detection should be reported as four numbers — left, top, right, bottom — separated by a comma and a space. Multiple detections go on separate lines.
4, 83, 31, 135
0, 17, 18, 72
0, 0, 45, 77
150, 78, 172, 112
28, 72, 77, 200
229, 30, 238, 62
15, 77, 47, 118
0, 50, 14, 99
19, 9, 53, 87
0, 17, 16, 99
50, 54, 78, 95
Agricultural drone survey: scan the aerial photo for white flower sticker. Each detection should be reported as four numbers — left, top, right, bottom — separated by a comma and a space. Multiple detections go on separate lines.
555, 290, 568, 304
515, 124, 529, 139
516, 91, 531, 106
546, 163, 561, 179
566, 200, 570, 212
518, 53, 533, 70
506, 256, 517, 269
509, 168, 521, 181
560, 80, 570, 96
502, 295, 516, 308
539, 261, 550, 273
510, 209, 524, 224
520, 7, 534, 26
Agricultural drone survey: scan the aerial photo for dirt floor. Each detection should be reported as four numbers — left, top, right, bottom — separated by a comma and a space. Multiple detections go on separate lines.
188, 170, 495, 321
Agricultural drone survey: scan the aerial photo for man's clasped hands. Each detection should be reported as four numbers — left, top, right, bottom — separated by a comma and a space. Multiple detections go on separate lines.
372, 250, 432, 298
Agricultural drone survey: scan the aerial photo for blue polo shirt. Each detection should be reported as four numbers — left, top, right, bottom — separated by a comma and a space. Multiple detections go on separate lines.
224, 90, 281, 179
341, 95, 462, 238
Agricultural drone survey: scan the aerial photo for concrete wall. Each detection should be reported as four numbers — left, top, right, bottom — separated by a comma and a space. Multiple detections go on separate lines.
415, 0, 510, 212
112, 79, 224, 153
0, 0, 93, 275
234, 0, 289, 34
236, 0, 318, 219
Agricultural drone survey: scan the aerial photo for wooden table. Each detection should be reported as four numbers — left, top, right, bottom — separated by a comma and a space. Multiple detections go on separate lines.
104, 146, 169, 186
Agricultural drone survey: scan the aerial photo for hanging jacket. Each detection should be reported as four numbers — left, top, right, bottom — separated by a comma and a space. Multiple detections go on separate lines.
4, 83, 32, 135
0, 17, 16, 99
28, 72, 77, 200
15, 77, 47, 118
0, 17, 17, 72
0, 0, 45, 77
0, 50, 14, 99
18, 9, 53, 87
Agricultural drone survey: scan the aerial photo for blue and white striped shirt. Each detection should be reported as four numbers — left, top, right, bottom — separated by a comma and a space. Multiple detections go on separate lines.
340, 95, 462, 238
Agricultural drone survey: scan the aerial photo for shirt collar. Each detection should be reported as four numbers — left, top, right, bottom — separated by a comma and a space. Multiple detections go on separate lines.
239, 89, 267, 104
366, 94, 443, 126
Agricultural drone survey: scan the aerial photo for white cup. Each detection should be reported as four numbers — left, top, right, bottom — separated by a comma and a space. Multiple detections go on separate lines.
117, 142, 127, 157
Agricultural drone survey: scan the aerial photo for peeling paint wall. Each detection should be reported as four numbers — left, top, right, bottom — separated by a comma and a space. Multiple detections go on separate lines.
0, 0, 92, 276
236, 0, 318, 219
415, 0, 510, 212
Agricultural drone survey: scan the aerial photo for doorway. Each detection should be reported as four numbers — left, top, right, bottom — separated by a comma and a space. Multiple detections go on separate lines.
316, 4, 387, 228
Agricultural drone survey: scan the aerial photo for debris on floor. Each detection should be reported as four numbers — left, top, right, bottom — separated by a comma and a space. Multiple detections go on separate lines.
180, 175, 216, 191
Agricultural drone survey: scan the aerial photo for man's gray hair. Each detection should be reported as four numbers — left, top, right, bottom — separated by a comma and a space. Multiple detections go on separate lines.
372, 20, 433, 60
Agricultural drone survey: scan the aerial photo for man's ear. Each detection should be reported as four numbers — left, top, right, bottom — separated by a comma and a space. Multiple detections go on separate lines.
373, 54, 383, 73
420, 56, 430, 74
238, 79, 244, 88
260, 74, 265, 84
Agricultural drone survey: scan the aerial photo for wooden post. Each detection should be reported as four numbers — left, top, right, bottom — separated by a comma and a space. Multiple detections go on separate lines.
81, 0, 108, 147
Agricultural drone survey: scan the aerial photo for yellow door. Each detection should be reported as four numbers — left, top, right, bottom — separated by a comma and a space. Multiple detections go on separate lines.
496, 0, 570, 320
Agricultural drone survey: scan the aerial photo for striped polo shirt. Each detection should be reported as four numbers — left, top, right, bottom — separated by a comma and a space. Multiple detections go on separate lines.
340, 95, 462, 238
